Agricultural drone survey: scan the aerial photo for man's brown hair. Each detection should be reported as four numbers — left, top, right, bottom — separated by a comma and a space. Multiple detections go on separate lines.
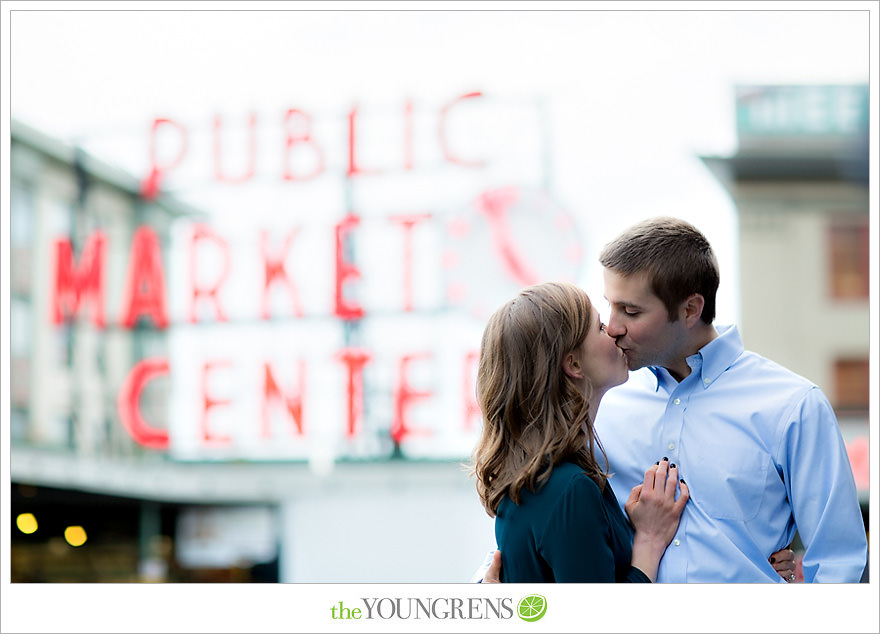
598, 216, 719, 324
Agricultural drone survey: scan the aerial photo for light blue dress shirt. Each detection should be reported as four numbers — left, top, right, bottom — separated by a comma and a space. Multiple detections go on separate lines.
595, 325, 867, 583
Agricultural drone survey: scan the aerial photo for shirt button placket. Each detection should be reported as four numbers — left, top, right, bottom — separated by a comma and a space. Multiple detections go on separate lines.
667, 395, 683, 478
663, 382, 689, 582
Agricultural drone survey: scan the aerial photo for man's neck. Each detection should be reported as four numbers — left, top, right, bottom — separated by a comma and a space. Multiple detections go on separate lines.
665, 323, 719, 383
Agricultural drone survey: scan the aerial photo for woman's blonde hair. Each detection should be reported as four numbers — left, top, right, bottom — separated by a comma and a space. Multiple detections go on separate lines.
470, 281, 608, 516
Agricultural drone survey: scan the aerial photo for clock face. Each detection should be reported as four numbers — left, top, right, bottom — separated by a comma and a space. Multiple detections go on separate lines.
442, 186, 584, 319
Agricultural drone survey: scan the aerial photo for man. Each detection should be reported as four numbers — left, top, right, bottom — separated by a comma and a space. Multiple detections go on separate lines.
482, 216, 866, 582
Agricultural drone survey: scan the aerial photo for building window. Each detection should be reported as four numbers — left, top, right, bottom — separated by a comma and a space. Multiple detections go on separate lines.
11, 183, 34, 297
834, 358, 869, 413
10, 298, 31, 409
829, 216, 869, 299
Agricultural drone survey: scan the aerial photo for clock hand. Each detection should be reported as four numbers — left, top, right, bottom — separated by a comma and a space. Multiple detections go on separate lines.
477, 188, 540, 286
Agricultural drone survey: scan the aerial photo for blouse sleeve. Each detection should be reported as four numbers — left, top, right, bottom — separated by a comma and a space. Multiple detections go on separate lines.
539, 472, 650, 583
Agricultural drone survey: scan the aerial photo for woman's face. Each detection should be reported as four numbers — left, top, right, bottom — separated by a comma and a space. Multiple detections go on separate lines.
575, 306, 629, 394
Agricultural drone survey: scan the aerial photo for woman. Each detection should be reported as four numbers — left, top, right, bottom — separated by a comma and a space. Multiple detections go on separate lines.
471, 281, 688, 582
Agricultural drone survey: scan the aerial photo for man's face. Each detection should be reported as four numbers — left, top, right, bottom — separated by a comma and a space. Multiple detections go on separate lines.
602, 269, 685, 371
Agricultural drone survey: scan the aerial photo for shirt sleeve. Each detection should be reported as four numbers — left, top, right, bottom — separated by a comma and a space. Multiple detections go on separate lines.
538, 473, 650, 583
470, 549, 496, 583
778, 387, 867, 582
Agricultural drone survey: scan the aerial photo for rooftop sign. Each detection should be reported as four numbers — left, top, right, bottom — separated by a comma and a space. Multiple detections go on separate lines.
736, 84, 868, 138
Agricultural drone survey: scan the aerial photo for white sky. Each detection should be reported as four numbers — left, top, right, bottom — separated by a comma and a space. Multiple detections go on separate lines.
5, 3, 871, 323
2, 2, 878, 633
8, 6, 869, 178
7, 7, 870, 138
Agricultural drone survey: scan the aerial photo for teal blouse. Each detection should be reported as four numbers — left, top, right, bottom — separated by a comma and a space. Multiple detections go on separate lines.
495, 461, 650, 582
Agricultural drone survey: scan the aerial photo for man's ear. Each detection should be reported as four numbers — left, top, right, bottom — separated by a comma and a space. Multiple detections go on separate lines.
682, 293, 705, 327
562, 351, 583, 379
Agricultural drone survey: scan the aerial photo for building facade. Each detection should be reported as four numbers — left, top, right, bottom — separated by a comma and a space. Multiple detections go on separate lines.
701, 84, 870, 516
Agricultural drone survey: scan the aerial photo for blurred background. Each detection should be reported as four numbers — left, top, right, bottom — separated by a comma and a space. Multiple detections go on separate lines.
4, 6, 872, 586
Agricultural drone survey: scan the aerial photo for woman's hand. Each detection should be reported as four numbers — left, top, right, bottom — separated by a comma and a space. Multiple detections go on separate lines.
770, 547, 796, 582
624, 459, 689, 581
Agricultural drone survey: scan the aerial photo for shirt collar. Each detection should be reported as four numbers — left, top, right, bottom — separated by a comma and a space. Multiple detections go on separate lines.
647, 324, 743, 390
696, 324, 743, 387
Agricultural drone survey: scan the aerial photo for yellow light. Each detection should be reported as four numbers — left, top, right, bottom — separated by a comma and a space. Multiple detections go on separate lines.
64, 525, 87, 547
16, 513, 38, 534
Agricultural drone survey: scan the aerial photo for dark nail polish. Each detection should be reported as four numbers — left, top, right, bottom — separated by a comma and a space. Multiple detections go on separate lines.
770, 557, 776, 563
670, 463, 676, 469
655, 461, 660, 465
679, 478, 686, 484
662, 457, 669, 461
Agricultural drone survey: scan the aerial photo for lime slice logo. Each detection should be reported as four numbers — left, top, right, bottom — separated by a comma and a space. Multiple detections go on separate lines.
517, 594, 547, 622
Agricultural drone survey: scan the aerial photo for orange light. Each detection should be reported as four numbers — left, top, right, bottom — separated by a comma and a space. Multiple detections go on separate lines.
64, 525, 87, 547
16, 513, 38, 534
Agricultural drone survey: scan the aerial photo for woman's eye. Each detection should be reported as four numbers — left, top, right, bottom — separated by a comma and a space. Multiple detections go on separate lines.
599, 323, 606, 332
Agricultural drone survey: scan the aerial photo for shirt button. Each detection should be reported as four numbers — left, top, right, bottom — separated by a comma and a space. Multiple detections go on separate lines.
667, 442, 675, 451
673, 398, 681, 405
673, 539, 680, 547
703, 378, 710, 384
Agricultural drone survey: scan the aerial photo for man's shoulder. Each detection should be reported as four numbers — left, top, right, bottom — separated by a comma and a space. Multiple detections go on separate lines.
714, 325, 815, 386
728, 350, 834, 419
734, 348, 818, 389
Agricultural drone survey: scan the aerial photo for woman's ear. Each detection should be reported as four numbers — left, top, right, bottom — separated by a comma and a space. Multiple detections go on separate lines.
562, 351, 583, 379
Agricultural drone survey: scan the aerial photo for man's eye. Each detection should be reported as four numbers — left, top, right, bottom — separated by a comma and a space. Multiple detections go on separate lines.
625, 310, 639, 316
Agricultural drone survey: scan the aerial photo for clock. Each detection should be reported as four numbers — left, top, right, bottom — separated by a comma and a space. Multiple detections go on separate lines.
442, 186, 584, 319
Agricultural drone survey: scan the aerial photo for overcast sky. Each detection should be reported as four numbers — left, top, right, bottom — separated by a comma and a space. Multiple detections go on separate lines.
6, 5, 871, 321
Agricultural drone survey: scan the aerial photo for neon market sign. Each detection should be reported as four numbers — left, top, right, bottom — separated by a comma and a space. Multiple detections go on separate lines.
50, 92, 585, 463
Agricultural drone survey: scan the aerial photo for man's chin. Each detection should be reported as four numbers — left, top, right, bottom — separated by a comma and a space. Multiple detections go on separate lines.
624, 356, 644, 372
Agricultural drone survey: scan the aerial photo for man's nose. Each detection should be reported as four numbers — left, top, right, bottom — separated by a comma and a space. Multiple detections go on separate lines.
605, 317, 625, 339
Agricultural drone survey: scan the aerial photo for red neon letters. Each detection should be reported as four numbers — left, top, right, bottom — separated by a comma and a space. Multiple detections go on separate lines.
263, 361, 306, 438
189, 224, 231, 323
121, 227, 170, 329
53, 231, 106, 327
334, 348, 372, 438
140, 92, 484, 198
334, 214, 364, 320
260, 229, 304, 320
59, 217, 482, 453
117, 358, 170, 450
140, 118, 188, 200
62, 91, 498, 454
391, 353, 432, 444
